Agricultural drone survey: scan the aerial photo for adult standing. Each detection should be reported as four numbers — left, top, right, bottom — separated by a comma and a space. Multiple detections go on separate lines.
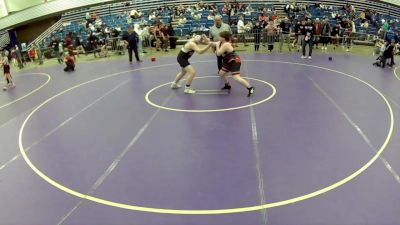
134, 23, 146, 54
74, 34, 86, 56
320, 17, 331, 50
122, 27, 141, 64
297, 19, 307, 52
253, 21, 263, 51
49, 36, 62, 64
279, 17, 292, 52
35, 43, 44, 65
110, 27, 120, 51
314, 18, 322, 49
167, 23, 177, 49
331, 23, 341, 49
209, 15, 232, 73
265, 21, 277, 52
15, 45, 24, 69
160, 24, 170, 52
301, 19, 315, 59
237, 16, 246, 46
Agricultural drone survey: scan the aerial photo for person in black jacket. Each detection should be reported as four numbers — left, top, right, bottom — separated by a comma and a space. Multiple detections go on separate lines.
253, 21, 263, 51
384, 39, 396, 68
122, 27, 141, 64
49, 36, 62, 64
301, 19, 315, 59
167, 23, 177, 49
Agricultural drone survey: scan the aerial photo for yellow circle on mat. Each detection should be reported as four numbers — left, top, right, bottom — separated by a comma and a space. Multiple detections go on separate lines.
145, 76, 276, 112
19, 60, 394, 214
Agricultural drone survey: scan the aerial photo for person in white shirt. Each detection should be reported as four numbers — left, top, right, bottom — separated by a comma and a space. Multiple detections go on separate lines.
178, 17, 187, 26
237, 16, 245, 34
134, 23, 146, 54
130, 9, 142, 19
237, 16, 247, 46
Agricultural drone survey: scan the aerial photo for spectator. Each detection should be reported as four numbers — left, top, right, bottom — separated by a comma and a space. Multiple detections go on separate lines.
49, 36, 62, 64
134, 23, 147, 54
58, 40, 64, 59
28, 46, 36, 63
209, 15, 231, 72
321, 17, 331, 50
360, 10, 366, 21
87, 32, 99, 56
74, 34, 85, 56
193, 12, 201, 21
110, 28, 120, 51
91, 12, 97, 21
343, 19, 354, 52
178, 16, 187, 26
65, 32, 73, 49
279, 17, 292, 52
271, 13, 278, 22
314, 18, 322, 49
237, 16, 246, 46
265, 21, 277, 52
149, 13, 156, 21
122, 26, 141, 64
259, 13, 267, 23
384, 39, 396, 67
35, 43, 44, 65
15, 45, 23, 69
331, 23, 341, 48
130, 9, 142, 19
295, 20, 306, 51
253, 21, 263, 51
167, 23, 177, 49
361, 20, 369, 29
160, 24, 170, 52
245, 21, 253, 32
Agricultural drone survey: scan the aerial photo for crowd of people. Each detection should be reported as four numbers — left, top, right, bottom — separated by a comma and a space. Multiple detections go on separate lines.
2, 0, 399, 73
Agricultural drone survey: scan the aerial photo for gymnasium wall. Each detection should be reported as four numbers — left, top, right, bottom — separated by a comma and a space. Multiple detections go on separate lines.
5, 0, 54, 14
15, 16, 60, 44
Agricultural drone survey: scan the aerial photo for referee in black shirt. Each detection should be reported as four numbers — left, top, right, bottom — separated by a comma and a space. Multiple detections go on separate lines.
122, 27, 142, 64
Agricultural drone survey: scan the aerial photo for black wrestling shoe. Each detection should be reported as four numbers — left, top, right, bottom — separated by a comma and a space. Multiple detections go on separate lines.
221, 84, 232, 91
247, 87, 254, 97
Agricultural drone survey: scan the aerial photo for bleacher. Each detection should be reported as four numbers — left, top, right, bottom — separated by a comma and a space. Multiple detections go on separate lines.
43, 0, 400, 46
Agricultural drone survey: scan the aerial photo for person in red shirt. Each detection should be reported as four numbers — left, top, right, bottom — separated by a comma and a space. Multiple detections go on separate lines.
160, 24, 170, 52
28, 47, 36, 62
314, 18, 322, 49
64, 49, 75, 72
65, 33, 73, 48
259, 13, 267, 23
271, 14, 278, 21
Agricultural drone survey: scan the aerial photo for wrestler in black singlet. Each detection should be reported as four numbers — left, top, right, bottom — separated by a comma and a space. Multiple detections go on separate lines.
221, 51, 241, 75
177, 45, 195, 68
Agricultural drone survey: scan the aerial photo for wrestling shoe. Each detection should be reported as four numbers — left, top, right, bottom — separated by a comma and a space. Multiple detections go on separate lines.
171, 82, 181, 89
184, 86, 196, 94
221, 84, 232, 91
247, 87, 255, 97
